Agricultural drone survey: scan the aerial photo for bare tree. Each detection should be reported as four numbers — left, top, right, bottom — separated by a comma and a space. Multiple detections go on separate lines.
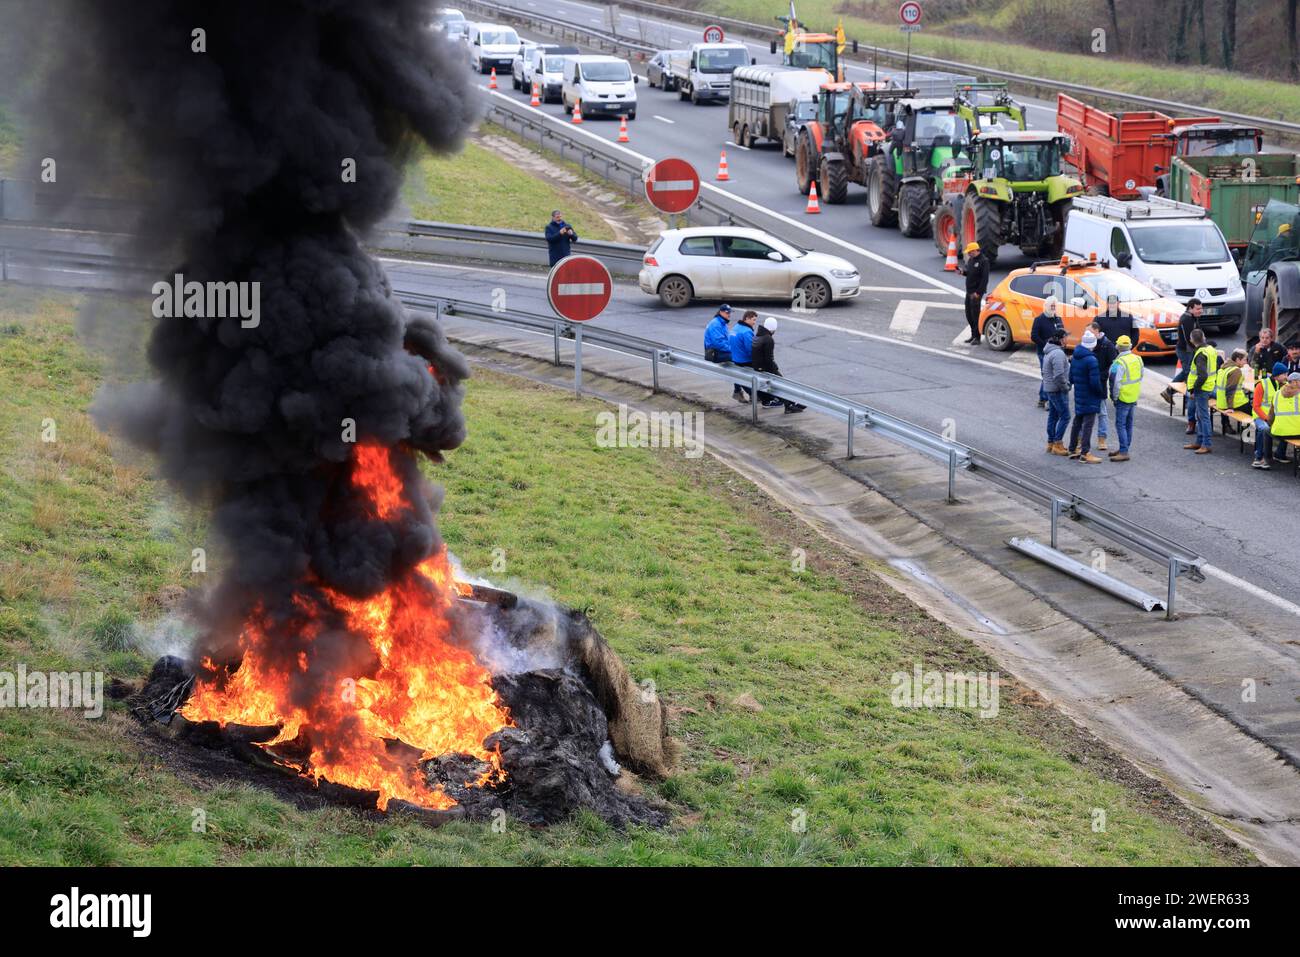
1222, 0, 1237, 70
1194, 0, 1207, 64
1291, 0, 1299, 79
1105, 0, 1121, 54
1172, 0, 1191, 62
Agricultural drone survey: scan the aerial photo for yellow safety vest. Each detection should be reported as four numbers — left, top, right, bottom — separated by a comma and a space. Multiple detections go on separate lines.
1272, 390, 1300, 437
1214, 365, 1249, 411
1113, 352, 1143, 404
1187, 345, 1219, 393
1255, 378, 1279, 423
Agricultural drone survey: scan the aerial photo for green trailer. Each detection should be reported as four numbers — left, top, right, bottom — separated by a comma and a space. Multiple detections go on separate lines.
1168, 153, 1300, 255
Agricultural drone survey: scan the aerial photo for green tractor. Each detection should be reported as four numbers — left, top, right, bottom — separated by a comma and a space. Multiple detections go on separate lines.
865, 98, 972, 238
944, 130, 1084, 265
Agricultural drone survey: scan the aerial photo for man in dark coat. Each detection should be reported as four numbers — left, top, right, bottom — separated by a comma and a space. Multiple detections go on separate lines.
961, 241, 989, 345
1088, 321, 1118, 451
544, 209, 578, 265
1030, 296, 1061, 408
1096, 294, 1136, 346
1249, 326, 1286, 384
1067, 330, 1104, 462
751, 317, 804, 414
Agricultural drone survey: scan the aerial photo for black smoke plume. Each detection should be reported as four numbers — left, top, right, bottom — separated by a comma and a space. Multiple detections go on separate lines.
16, 1, 479, 656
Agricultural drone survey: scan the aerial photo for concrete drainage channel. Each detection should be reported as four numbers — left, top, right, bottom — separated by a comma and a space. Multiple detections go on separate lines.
443, 323, 1300, 865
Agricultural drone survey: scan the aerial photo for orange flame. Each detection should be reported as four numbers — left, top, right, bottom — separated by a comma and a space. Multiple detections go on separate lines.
181, 443, 509, 810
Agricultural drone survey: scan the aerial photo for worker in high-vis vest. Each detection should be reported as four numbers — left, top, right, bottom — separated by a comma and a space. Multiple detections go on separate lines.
1214, 348, 1251, 435
1108, 335, 1142, 462
1266, 372, 1300, 466
1251, 362, 1290, 470
1184, 328, 1219, 454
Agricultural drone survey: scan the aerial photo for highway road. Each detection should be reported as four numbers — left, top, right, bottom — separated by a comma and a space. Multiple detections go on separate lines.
402, 4, 1300, 608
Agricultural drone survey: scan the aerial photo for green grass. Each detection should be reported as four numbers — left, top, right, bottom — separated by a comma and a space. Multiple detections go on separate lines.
698, 0, 1300, 123
0, 99, 21, 176
401, 132, 616, 240
0, 285, 1241, 865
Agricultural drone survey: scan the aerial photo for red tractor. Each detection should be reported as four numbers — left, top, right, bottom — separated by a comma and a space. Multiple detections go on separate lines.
793, 83, 911, 204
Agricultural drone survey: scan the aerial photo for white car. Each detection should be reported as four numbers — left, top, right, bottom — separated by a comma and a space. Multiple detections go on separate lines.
469, 24, 521, 74
562, 55, 639, 120
639, 227, 860, 308
514, 44, 579, 99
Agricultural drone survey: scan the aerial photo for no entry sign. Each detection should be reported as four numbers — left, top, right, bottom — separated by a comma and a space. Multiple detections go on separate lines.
898, 1, 923, 26
703, 24, 725, 43
644, 157, 701, 214
547, 255, 612, 323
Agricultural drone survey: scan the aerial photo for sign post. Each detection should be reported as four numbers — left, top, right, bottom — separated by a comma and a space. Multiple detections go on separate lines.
644, 157, 701, 229
546, 255, 613, 395
898, 2, 923, 89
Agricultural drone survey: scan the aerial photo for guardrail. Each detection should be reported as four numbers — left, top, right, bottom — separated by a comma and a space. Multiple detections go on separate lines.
1, 222, 1206, 616
403, 289, 1204, 617
380, 220, 646, 275
462, 0, 1300, 140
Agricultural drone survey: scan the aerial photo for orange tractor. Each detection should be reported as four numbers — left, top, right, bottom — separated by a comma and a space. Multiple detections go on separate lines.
793, 83, 913, 204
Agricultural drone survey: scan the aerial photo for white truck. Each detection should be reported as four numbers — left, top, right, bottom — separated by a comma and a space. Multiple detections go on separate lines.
669, 42, 752, 105
727, 64, 829, 149
562, 55, 639, 120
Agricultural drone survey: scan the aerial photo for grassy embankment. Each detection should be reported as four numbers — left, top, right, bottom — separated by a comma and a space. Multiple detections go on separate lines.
0, 283, 1243, 865
699, 0, 1300, 122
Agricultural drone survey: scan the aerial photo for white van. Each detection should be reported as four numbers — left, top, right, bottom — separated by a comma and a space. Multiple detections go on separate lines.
469, 24, 521, 74
562, 55, 639, 120
1064, 195, 1244, 334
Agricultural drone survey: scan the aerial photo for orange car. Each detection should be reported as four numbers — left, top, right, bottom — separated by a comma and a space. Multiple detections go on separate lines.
978, 256, 1184, 356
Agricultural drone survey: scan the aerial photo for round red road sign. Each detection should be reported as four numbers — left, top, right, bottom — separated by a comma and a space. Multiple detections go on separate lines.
547, 255, 612, 323
703, 24, 725, 43
898, 1, 923, 25
643, 157, 701, 214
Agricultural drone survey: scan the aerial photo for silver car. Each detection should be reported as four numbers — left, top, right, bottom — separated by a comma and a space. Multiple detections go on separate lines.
647, 50, 686, 91
638, 227, 861, 309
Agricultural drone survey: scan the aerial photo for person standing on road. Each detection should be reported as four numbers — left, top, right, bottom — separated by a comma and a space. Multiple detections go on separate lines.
751, 317, 805, 414
1250, 362, 1289, 469
961, 241, 989, 345
1088, 321, 1117, 452
1042, 328, 1071, 456
544, 209, 578, 265
1162, 298, 1203, 403
729, 310, 758, 403
1267, 372, 1300, 458
1184, 328, 1219, 454
1031, 296, 1061, 409
1067, 330, 1103, 463
1109, 335, 1142, 462
1097, 294, 1136, 347
1249, 326, 1285, 384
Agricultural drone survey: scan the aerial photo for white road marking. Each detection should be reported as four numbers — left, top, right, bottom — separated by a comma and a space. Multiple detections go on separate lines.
485, 89, 962, 297
652, 115, 674, 124
725, 141, 751, 151
1203, 565, 1300, 619
890, 299, 961, 335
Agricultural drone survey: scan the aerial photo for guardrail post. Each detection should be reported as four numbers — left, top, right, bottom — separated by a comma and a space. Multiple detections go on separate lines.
1166, 558, 1178, 621
750, 376, 759, 425
574, 326, 583, 396
651, 349, 659, 393
846, 411, 855, 459
1050, 497, 1061, 549
553, 321, 561, 366
946, 448, 957, 504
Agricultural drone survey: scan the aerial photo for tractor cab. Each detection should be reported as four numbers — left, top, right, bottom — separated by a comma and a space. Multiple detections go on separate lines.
888, 99, 971, 178
771, 16, 856, 80
970, 131, 1069, 186
1171, 122, 1264, 158
1242, 199, 1300, 277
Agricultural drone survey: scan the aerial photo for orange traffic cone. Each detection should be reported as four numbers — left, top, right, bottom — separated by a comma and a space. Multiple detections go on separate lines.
617, 115, 630, 142
944, 237, 959, 271
530, 81, 540, 107
715, 150, 730, 181
805, 180, 821, 214
489, 68, 498, 90
571, 99, 583, 124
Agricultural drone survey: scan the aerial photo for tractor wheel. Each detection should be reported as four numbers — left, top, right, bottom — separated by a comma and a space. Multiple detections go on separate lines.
1263, 274, 1300, 344
898, 182, 933, 238
962, 193, 1003, 265
1046, 200, 1073, 259
820, 158, 849, 204
867, 155, 898, 228
795, 131, 818, 196
932, 199, 961, 256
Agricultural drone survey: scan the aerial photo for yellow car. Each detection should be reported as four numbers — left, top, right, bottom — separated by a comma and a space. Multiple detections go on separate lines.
978, 256, 1184, 356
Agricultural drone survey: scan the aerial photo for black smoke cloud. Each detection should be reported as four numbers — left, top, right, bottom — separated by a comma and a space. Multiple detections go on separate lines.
16, 1, 478, 652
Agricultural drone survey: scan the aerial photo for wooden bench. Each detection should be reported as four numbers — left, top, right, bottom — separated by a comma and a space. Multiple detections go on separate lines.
1222, 410, 1254, 454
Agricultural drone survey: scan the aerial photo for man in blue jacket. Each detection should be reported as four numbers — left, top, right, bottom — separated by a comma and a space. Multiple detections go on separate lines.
544, 210, 578, 265
1067, 330, 1104, 463
704, 303, 737, 397
729, 310, 757, 402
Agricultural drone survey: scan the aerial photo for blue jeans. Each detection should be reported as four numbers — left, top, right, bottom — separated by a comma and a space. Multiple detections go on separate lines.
1172, 346, 1191, 384
1114, 400, 1135, 453
1096, 399, 1109, 439
1254, 419, 1270, 461
1046, 392, 1070, 442
1037, 347, 1047, 402
1192, 391, 1212, 448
